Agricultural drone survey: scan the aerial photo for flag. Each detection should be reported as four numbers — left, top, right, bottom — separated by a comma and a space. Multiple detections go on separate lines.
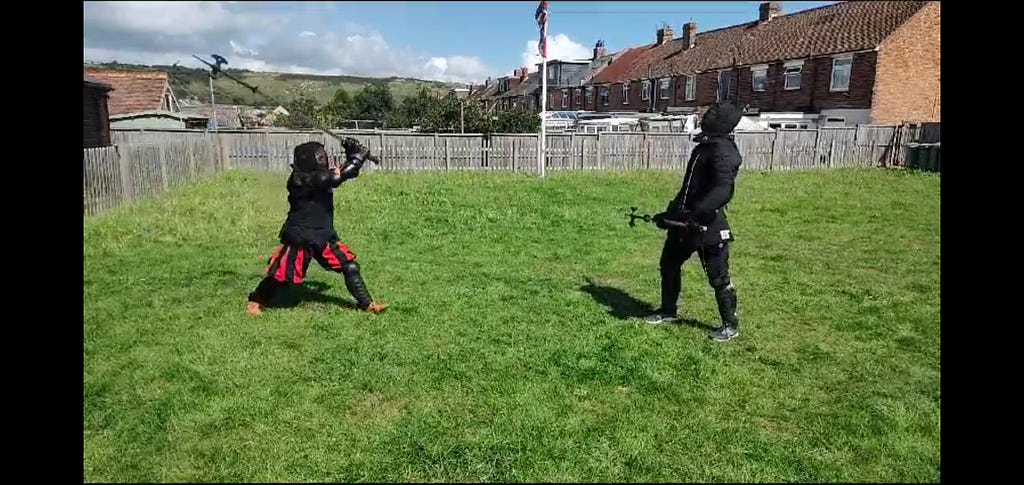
535, 1, 549, 58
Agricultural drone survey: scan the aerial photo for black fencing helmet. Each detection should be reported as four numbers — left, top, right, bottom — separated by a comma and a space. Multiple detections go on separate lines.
699, 102, 743, 137
293, 141, 329, 172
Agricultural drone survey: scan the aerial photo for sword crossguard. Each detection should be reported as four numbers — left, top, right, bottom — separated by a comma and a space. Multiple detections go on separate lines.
626, 207, 652, 227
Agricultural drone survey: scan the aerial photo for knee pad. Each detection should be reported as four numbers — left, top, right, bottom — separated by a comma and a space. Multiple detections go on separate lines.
709, 275, 732, 291
341, 261, 361, 276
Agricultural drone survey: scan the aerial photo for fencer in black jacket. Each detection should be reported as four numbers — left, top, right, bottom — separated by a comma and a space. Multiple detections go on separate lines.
648, 101, 743, 341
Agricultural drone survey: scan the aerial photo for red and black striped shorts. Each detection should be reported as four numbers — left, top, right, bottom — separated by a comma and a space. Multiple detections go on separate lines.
264, 240, 357, 284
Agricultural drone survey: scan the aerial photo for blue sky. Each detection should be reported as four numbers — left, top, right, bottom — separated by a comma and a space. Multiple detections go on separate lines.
84, 1, 839, 83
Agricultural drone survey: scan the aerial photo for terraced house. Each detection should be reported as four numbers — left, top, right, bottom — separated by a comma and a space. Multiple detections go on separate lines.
542, 40, 620, 112
489, 67, 533, 112
586, 1, 940, 126
473, 40, 622, 113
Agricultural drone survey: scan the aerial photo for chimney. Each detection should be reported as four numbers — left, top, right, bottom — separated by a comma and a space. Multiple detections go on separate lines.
759, 2, 782, 23
593, 39, 607, 60
682, 22, 697, 50
656, 26, 674, 46
519, 66, 529, 82
485, 76, 492, 87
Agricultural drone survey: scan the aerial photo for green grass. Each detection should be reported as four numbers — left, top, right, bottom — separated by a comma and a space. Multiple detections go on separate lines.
83, 167, 941, 482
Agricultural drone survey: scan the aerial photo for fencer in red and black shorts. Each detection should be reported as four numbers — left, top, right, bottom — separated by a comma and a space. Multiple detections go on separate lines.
246, 140, 387, 315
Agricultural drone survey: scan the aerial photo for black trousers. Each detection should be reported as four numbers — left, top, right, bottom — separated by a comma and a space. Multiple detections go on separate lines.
248, 239, 374, 309
659, 230, 739, 326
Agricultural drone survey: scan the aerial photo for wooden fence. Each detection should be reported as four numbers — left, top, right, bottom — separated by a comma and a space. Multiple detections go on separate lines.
83, 133, 227, 216
87, 125, 933, 216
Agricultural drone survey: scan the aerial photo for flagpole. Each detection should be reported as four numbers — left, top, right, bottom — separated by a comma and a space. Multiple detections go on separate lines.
539, 18, 548, 179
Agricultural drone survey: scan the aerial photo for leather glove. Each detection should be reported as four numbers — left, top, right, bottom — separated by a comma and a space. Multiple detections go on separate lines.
341, 137, 367, 157
652, 212, 671, 230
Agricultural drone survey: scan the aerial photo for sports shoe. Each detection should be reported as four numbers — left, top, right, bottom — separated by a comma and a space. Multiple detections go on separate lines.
246, 301, 263, 316
364, 302, 389, 314
709, 324, 739, 341
643, 312, 678, 325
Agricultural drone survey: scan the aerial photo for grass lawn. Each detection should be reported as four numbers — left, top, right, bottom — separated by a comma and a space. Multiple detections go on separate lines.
83, 167, 941, 482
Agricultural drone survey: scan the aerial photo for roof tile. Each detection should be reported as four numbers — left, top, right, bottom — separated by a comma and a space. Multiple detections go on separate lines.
589, 46, 654, 84
621, 1, 931, 81
84, 69, 171, 115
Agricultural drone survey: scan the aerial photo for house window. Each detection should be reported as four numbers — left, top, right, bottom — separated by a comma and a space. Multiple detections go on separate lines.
600, 85, 610, 106
751, 66, 768, 92
685, 75, 695, 101
830, 56, 852, 92
784, 61, 803, 90
574, 89, 581, 106
717, 70, 733, 102
659, 78, 671, 99
561, 89, 568, 109
585, 86, 594, 106
641, 80, 651, 101
622, 84, 630, 104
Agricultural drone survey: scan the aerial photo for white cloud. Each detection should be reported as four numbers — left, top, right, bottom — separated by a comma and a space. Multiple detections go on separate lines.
520, 33, 593, 72
229, 40, 258, 57
83, 1, 495, 83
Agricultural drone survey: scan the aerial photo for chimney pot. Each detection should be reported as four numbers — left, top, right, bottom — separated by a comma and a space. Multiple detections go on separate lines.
656, 26, 674, 46
682, 22, 697, 49
759, 2, 782, 23
593, 39, 607, 60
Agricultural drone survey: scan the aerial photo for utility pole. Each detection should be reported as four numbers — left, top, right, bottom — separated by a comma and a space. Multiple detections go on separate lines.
209, 74, 217, 132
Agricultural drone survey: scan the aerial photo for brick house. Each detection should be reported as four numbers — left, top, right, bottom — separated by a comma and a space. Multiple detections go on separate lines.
542, 40, 619, 112
468, 79, 501, 111
474, 40, 622, 113
490, 67, 532, 111
83, 74, 113, 148
587, 1, 940, 126
586, 44, 656, 113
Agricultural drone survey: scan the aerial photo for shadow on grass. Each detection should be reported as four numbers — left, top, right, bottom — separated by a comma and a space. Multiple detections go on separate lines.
579, 276, 715, 330
265, 281, 358, 310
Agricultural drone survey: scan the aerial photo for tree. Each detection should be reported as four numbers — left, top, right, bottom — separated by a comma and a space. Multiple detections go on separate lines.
321, 88, 354, 128
493, 110, 540, 133
275, 94, 323, 129
351, 83, 395, 122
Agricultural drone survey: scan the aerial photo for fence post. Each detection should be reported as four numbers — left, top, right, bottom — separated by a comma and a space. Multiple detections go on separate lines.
644, 132, 651, 169
379, 132, 386, 168
768, 132, 777, 171
158, 143, 168, 192
813, 129, 824, 168
511, 137, 517, 172
596, 132, 603, 170
444, 136, 450, 171
262, 129, 270, 171
219, 134, 230, 171
829, 139, 836, 168
568, 132, 575, 172
117, 144, 132, 203
580, 135, 585, 170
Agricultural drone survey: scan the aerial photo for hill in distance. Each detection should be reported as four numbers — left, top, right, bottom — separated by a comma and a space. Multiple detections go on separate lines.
84, 61, 454, 107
